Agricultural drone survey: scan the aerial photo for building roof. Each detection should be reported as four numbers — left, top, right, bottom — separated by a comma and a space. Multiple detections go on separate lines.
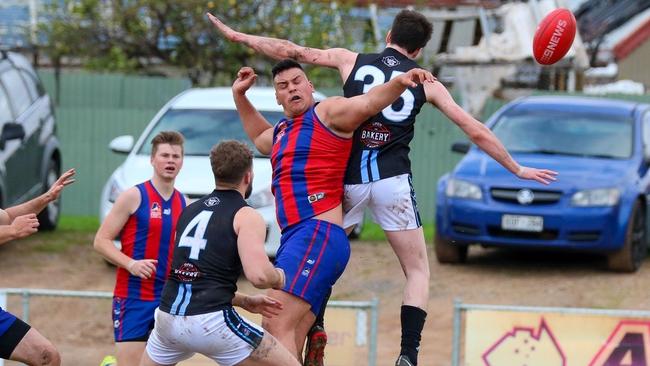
612, 16, 650, 61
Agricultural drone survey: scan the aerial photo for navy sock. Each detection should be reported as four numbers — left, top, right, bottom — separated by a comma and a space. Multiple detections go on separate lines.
400, 305, 427, 365
314, 288, 331, 328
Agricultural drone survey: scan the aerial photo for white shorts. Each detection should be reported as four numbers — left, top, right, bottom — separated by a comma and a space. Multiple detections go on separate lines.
343, 173, 422, 231
145, 307, 264, 366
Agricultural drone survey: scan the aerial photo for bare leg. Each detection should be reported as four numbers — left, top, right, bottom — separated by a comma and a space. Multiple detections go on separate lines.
10, 328, 61, 366
117, 341, 147, 366
385, 228, 430, 309
237, 332, 301, 366
261, 289, 313, 360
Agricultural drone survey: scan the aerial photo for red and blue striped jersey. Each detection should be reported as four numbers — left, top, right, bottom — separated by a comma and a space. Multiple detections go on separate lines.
114, 180, 186, 301
270, 105, 352, 230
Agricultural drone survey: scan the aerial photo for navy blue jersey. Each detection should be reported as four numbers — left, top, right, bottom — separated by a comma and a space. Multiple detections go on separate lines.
159, 190, 246, 316
342, 48, 427, 184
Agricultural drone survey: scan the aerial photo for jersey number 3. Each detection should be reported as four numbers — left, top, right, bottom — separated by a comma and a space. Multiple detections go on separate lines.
178, 211, 213, 260
354, 65, 414, 122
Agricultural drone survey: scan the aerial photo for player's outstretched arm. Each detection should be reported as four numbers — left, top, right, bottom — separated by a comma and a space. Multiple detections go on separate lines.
93, 188, 157, 278
234, 206, 285, 290
320, 68, 435, 135
207, 13, 357, 81
425, 82, 558, 185
232, 67, 274, 155
5, 168, 75, 221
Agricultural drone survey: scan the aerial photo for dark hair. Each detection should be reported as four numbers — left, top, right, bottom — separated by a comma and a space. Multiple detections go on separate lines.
210, 140, 253, 185
390, 10, 433, 54
271, 59, 304, 79
151, 131, 184, 157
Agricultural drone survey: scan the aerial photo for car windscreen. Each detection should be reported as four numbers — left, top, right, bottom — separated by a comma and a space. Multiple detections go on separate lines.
137, 109, 286, 157
492, 111, 634, 159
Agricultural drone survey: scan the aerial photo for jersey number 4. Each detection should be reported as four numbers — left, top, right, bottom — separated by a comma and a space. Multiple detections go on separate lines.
178, 211, 213, 260
354, 65, 415, 122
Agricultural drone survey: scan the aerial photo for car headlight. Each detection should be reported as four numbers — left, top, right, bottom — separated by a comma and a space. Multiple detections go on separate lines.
445, 178, 482, 200
107, 178, 125, 203
247, 188, 275, 209
571, 188, 620, 207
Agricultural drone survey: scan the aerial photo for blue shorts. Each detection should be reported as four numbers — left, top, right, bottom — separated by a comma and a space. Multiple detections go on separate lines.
112, 297, 158, 342
275, 219, 350, 315
0, 307, 30, 359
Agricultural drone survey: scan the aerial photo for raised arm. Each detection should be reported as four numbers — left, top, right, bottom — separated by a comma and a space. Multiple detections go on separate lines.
234, 206, 284, 290
5, 169, 75, 221
232, 67, 275, 155
207, 13, 357, 81
318, 68, 435, 135
425, 82, 557, 185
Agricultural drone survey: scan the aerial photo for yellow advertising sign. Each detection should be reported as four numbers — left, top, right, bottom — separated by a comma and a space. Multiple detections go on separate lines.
237, 307, 368, 365
465, 309, 650, 366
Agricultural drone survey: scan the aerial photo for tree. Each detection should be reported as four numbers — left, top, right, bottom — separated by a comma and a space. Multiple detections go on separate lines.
38, 0, 353, 87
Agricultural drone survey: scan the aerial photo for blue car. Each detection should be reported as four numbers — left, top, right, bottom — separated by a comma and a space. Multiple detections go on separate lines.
435, 96, 650, 272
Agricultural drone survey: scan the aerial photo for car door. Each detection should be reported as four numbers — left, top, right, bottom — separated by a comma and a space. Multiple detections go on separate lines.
0, 67, 41, 204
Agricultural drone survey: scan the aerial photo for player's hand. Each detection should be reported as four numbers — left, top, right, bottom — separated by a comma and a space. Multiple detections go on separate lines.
44, 168, 76, 203
242, 294, 284, 318
11, 214, 39, 239
127, 259, 158, 279
206, 13, 241, 42
517, 166, 558, 185
233, 67, 257, 95
400, 68, 436, 88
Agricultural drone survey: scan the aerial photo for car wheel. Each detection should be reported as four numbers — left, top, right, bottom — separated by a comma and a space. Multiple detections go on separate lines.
607, 200, 647, 272
37, 160, 61, 231
434, 232, 468, 264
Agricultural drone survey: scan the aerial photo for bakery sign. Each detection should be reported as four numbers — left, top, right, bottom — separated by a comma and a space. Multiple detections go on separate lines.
462, 307, 650, 366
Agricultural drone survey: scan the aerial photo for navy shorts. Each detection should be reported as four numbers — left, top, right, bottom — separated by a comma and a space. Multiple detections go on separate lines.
275, 219, 350, 315
112, 297, 158, 342
0, 307, 30, 359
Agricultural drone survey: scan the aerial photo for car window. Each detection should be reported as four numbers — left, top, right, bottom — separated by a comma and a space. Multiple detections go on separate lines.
492, 111, 633, 159
18, 69, 42, 101
0, 85, 12, 123
1, 69, 32, 116
137, 109, 286, 157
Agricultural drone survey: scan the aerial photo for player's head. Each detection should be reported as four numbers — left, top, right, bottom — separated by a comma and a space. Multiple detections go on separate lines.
386, 10, 433, 58
272, 59, 315, 118
210, 140, 254, 198
150, 130, 184, 181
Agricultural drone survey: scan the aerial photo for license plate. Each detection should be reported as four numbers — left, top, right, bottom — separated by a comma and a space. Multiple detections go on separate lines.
501, 214, 543, 232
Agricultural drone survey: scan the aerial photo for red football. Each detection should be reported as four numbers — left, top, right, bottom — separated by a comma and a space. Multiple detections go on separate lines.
532, 8, 577, 65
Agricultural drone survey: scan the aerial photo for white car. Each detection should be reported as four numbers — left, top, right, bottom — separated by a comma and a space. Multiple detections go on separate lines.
99, 87, 326, 256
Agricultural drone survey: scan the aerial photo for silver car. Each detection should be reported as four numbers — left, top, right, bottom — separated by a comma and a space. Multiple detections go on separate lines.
0, 51, 61, 229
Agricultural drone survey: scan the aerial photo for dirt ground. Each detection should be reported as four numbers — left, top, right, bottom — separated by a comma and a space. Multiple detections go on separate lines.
2, 231, 650, 366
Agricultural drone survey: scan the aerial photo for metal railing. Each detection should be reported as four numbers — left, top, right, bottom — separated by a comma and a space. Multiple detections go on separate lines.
0, 288, 378, 366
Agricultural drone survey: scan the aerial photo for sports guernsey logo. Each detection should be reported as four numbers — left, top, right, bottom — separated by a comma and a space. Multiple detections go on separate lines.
150, 202, 162, 219
204, 197, 220, 207
361, 122, 391, 148
275, 121, 288, 143
382, 56, 400, 67
173, 262, 202, 282
308, 192, 325, 203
